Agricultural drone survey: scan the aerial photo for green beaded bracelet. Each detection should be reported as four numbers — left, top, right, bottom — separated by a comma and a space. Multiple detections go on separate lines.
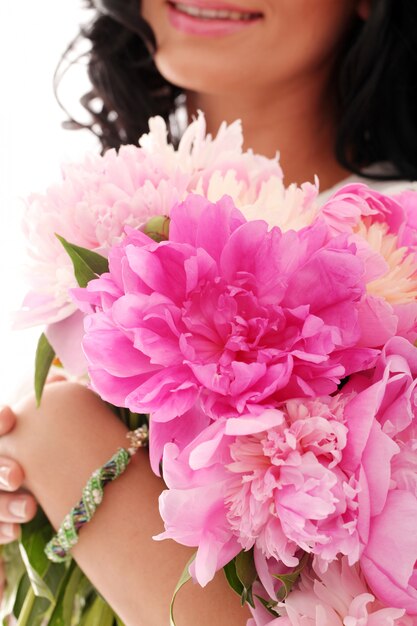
45, 425, 149, 563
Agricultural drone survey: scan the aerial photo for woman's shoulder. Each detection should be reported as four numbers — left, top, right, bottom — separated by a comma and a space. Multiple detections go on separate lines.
318, 162, 417, 204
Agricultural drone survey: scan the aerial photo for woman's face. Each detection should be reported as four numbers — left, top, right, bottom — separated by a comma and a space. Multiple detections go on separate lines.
141, 0, 369, 95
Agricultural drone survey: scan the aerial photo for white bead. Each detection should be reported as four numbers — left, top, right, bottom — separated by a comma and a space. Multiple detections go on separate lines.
93, 489, 102, 504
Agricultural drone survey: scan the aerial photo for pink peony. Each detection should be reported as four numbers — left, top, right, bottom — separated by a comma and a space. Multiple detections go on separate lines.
72, 194, 380, 423
249, 558, 414, 626
155, 339, 417, 596
154, 383, 399, 585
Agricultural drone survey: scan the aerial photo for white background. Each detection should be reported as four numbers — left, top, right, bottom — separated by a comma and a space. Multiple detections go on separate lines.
0, 1, 99, 403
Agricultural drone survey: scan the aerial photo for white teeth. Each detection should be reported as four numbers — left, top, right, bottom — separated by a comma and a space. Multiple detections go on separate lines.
173, 2, 256, 21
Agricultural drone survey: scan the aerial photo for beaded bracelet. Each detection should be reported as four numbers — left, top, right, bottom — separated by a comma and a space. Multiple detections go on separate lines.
45, 425, 149, 563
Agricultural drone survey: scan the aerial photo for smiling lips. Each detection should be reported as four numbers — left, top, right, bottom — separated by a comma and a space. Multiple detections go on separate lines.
167, 1, 263, 36
171, 1, 261, 21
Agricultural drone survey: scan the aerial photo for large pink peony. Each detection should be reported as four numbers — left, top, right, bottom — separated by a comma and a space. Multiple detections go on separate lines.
153, 387, 395, 586
154, 338, 417, 600
73, 194, 381, 423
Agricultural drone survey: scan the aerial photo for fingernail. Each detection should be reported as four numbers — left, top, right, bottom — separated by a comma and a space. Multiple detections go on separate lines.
2, 524, 15, 539
0, 467, 11, 488
9, 499, 27, 520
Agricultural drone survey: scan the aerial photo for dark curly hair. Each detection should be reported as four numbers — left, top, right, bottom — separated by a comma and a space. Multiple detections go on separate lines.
57, 0, 417, 180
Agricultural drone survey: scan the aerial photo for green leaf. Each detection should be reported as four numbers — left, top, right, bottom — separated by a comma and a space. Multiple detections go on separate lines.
12, 563, 70, 626
241, 586, 255, 608
18, 546, 53, 603
170, 553, 196, 626
34, 333, 55, 406
16, 592, 52, 626
15, 587, 36, 626
254, 595, 280, 618
13, 574, 30, 617
235, 549, 257, 608
80, 595, 115, 626
0, 542, 25, 623
75, 571, 94, 600
107, 405, 148, 431
21, 508, 50, 539
19, 513, 56, 603
66, 574, 95, 626
223, 559, 244, 598
273, 552, 309, 601
48, 562, 83, 626
56, 235, 109, 288
235, 549, 257, 591
126, 411, 148, 431
43, 561, 72, 601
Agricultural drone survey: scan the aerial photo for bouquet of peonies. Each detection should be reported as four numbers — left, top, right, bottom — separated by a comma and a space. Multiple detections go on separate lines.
4, 113, 417, 626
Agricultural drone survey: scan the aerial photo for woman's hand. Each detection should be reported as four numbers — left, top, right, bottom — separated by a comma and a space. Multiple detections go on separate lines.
0, 407, 37, 543
0, 406, 38, 604
0, 383, 250, 626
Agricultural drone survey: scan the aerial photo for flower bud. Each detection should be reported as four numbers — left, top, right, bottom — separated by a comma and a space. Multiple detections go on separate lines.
142, 216, 170, 243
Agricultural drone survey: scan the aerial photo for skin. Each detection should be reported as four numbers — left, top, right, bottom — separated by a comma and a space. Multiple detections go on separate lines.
0, 385, 250, 625
142, 0, 370, 188
0, 0, 371, 621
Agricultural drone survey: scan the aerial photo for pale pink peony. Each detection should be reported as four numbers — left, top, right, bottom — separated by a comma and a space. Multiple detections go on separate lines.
225, 397, 361, 567
345, 337, 417, 614
365, 336, 417, 438
16, 113, 285, 332
353, 221, 417, 305
390, 423, 417, 497
360, 491, 417, 615
249, 558, 414, 626
154, 413, 291, 586
392, 188, 417, 250
319, 184, 417, 343
154, 418, 243, 586
319, 183, 407, 237
72, 194, 381, 423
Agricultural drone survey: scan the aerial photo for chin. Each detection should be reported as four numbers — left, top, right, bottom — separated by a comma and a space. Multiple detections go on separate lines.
154, 48, 250, 93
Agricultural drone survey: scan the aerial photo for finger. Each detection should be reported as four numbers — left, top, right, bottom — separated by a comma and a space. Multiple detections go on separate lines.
46, 374, 67, 384
0, 457, 25, 492
0, 523, 21, 544
0, 407, 16, 436
0, 493, 37, 524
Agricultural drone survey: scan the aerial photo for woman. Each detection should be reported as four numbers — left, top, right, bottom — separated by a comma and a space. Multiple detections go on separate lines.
0, 0, 416, 623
